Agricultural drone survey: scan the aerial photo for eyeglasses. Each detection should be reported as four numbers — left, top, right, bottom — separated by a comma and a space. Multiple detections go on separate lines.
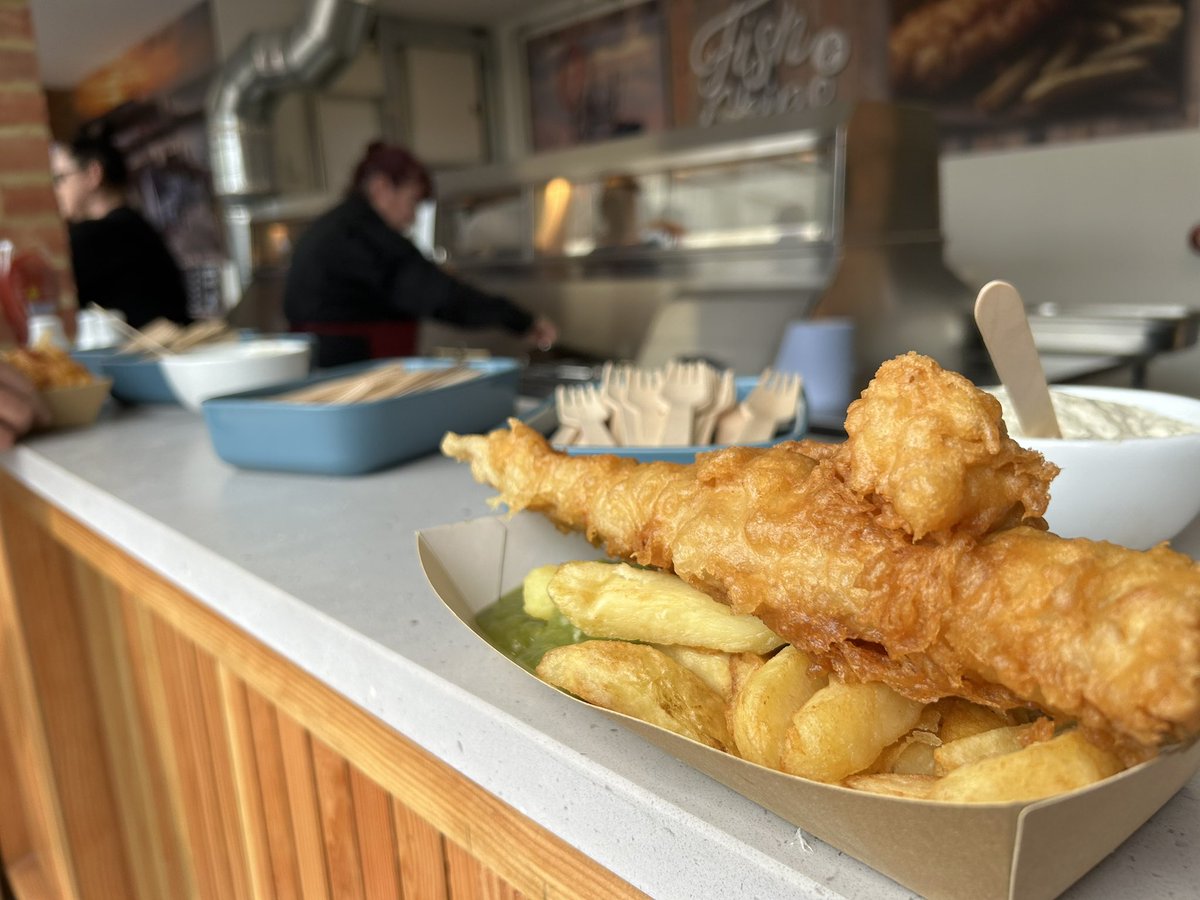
51, 169, 82, 186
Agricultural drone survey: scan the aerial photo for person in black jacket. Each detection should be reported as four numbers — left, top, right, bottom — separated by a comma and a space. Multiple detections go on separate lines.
51, 128, 191, 329
284, 142, 556, 367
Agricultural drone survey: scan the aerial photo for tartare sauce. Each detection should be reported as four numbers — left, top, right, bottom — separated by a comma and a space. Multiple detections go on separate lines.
991, 389, 1200, 440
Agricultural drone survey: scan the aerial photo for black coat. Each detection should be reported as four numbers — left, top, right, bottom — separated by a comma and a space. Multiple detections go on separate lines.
69, 206, 191, 329
283, 193, 533, 335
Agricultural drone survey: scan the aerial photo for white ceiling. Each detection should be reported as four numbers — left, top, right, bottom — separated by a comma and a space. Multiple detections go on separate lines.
29, 0, 552, 89
30, 0, 200, 88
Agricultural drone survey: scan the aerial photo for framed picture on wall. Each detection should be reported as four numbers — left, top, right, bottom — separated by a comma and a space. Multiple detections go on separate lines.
888, 0, 1196, 150
525, 1, 671, 152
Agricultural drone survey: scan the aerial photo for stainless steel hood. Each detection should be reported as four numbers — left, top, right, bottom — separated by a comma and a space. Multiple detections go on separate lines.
206, 0, 377, 296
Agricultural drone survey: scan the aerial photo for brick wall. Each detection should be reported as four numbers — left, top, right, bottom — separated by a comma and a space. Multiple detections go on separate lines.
0, 0, 71, 302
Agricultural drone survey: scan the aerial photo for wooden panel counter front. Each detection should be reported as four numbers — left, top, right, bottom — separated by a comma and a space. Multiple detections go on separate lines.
0, 405, 1195, 900
0, 473, 641, 899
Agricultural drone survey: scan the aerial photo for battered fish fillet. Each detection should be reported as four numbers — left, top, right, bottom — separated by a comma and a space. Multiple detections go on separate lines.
442, 354, 1200, 757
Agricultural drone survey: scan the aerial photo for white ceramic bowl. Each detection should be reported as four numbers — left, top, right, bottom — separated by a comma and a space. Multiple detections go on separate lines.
991, 385, 1200, 550
161, 339, 312, 412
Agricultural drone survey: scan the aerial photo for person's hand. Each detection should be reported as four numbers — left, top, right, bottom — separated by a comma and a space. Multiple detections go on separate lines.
0, 362, 48, 448
525, 316, 559, 352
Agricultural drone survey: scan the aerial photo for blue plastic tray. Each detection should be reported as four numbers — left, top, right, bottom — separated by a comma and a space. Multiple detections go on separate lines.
522, 376, 808, 463
98, 352, 178, 404
201, 357, 522, 475
71, 346, 121, 377
88, 331, 296, 406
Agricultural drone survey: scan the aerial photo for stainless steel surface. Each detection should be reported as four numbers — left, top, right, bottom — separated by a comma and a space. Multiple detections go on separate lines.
426, 101, 972, 382
1027, 304, 1200, 357
207, 0, 376, 292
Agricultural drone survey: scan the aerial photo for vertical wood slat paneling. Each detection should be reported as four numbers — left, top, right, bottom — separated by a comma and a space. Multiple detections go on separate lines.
0, 493, 130, 900
349, 766, 403, 900
393, 798, 449, 899
244, 689, 305, 899
311, 737, 367, 900
151, 619, 230, 900
119, 596, 199, 899
0, 475, 646, 900
218, 671, 278, 900
191, 647, 255, 900
0, 651, 33, 869
0, 568, 80, 900
68, 559, 172, 900
276, 712, 334, 900
445, 838, 526, 900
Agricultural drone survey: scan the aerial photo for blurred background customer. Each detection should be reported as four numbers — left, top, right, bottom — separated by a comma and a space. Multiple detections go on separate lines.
51, 126, 191, 329
284, 141, 556, 367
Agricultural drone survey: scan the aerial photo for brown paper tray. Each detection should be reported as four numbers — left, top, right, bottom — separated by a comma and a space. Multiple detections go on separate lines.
40, 378, 113, 430
416, 513, 1200, 900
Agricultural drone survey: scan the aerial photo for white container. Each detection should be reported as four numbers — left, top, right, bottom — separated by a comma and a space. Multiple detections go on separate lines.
74, 308, 125, 350
988, 385, 1200, 549
26, 314, 69, 350
161, 338, 312, 412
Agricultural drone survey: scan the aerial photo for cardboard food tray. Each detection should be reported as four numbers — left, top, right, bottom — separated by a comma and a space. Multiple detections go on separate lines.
201, 357, 521, 475
416, 513, 1200, 900
40, 378, 113, 429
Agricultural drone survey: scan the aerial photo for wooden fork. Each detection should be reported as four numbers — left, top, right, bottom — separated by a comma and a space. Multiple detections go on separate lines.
660, 361, 713, 445
601, 362, 636, 444
627, 368, 668, 446
555, 384, 615, 446
693, 368, 736, 444
735, 369, 803, 442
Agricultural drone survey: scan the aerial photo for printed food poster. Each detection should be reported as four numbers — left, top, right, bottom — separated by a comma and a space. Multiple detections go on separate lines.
573, 0, 1198, 150
526, 1, 672, 151
887, 0, 1194, 149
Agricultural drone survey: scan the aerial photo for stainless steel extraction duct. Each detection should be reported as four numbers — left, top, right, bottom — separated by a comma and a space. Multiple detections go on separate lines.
207, 0, 377, 297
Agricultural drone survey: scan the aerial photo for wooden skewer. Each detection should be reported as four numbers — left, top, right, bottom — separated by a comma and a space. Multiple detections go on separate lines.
274, 364, 479, 405
94, 305, 177, 357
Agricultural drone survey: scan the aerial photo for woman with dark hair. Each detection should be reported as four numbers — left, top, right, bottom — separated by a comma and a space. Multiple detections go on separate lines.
284, 142, 556, 367
51, 126, 191, 329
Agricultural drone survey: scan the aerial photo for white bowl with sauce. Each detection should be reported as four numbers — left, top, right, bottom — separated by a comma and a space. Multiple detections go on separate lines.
988, 385, 1200, 550
161, 339, 312, 412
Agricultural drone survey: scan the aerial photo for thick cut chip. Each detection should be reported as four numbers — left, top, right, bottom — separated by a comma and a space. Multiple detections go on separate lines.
522, 563, 560, 620
655, 645, 765, 702
781, 681, 925, 783
536, 641, 732, 751
548, 562, 785, 654
933, 698, 1014, 744
934, 724, 1026, 775
929, 730, 1122, 802
843, 773, 938, 800
730, 646, 827, 769
870, 730, 940, 776
935, 719, 1055, 775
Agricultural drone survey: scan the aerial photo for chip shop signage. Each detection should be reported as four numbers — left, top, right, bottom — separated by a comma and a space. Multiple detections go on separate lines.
690, 0, 851, 126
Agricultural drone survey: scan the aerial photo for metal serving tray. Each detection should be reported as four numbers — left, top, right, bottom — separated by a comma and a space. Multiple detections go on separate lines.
1026, 303, 1200, 357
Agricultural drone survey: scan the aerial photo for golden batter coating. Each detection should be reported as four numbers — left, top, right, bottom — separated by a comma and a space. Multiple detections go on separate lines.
442, 354, 1200, 757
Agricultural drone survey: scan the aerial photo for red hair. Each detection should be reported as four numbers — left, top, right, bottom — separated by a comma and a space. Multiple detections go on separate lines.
349, 142, 433, 199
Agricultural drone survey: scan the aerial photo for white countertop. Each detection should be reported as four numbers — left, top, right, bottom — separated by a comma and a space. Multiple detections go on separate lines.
5, 403, 1198, 900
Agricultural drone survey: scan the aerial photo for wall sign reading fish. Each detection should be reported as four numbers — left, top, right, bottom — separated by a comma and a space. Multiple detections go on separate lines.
690, 0, 852, 125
